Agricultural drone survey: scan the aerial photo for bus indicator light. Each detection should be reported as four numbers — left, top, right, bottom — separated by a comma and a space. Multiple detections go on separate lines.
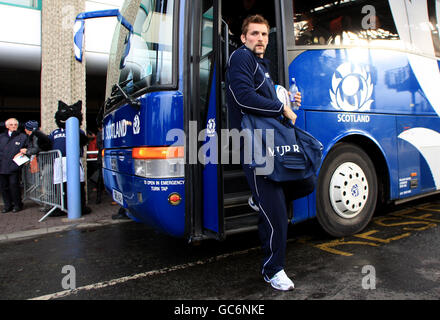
133, 147, 184, 159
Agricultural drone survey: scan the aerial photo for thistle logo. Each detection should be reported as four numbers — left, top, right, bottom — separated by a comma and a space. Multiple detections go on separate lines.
207, 118, 216, 137
133, 114, 141, 135
330, 63, 374, 112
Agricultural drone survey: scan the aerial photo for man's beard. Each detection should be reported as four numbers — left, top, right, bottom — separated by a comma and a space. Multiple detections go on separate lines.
252, 45, 266, 56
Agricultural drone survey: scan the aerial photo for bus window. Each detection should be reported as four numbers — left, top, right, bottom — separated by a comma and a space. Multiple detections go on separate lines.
106, 0, 176, 111
292, 0, 400, 49
199, 0, 214, 116
201, 3, 213, 56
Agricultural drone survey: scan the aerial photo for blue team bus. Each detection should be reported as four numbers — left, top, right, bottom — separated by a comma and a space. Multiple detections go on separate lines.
75, 0, 440, 241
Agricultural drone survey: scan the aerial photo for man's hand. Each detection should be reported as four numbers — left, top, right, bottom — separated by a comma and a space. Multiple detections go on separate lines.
283, 103, 297, 125
282, 91, 302, 124
293, 92, 302, 107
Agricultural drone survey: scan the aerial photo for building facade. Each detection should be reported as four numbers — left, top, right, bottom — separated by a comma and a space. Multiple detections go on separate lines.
0, 0, 123, 132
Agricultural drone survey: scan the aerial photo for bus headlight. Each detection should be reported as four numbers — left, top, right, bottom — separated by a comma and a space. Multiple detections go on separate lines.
133, 146, 185, 178
134, 158, 184, 178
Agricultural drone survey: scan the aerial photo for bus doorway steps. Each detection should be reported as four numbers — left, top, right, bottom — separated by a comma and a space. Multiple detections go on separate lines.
223, 169, 249, 194
223, 166, 257, 233
224, 191, 250, 207
224, 212, 259, 236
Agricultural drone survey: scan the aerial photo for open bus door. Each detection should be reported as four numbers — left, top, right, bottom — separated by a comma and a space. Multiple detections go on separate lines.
186, 0, 288, 241
185, 0, 223, 241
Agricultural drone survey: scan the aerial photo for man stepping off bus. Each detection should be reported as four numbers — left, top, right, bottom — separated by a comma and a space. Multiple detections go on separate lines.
226, 15, 314, 291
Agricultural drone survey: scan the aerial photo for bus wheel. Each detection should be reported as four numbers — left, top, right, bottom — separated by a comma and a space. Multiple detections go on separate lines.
316, 143, 378, 237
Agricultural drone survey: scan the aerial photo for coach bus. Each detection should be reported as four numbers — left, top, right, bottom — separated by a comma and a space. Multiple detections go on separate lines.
79, 0, 440, 241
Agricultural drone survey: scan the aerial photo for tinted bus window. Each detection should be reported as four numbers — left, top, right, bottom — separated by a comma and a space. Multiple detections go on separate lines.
199, 1, 214, 117
108, 0, 175, 101
292, 0, 400, 48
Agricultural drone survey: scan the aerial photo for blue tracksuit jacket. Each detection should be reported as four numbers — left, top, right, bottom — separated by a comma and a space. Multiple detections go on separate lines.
226, 45, 284, 131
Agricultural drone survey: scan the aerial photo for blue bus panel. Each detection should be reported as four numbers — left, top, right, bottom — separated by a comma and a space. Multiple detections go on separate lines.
103, 91, 184, 150
290, 49, 437, 116
102, 91, 186, 238
103, 167, 185, 237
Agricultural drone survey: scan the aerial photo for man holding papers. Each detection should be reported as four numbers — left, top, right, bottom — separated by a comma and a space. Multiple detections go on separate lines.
0, 118, 28, 213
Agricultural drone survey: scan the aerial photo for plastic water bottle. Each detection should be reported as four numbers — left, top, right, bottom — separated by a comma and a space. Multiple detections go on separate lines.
289, 78, 299, 111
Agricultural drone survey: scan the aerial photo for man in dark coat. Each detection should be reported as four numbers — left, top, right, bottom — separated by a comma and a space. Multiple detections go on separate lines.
0, 118, 28, 213
20, 120, 52, 157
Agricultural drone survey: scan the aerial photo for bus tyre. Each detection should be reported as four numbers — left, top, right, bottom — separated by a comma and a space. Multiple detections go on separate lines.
316, 143, 378, 237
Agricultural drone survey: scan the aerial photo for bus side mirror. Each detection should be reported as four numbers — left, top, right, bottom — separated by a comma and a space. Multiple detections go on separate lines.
74, 19, 86, 62
73, 9, 134, 63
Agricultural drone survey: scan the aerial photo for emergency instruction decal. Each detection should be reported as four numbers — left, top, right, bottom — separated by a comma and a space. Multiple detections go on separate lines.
145, 179, 184, 192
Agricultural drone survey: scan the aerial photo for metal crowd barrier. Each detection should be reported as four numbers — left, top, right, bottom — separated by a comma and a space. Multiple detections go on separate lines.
86, 150, 98, 162
22, 150, 66, 222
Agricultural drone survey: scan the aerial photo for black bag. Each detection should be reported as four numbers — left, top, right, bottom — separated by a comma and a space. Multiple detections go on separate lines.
241, 114, 323, 182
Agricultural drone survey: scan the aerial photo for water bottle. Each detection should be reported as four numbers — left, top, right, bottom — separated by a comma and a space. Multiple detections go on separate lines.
289, 78, 300, 111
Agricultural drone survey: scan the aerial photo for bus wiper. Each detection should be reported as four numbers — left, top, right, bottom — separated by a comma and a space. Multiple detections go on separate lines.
104, 93, 124, 109
111, 80, 141, 110
111, 79, 132, 97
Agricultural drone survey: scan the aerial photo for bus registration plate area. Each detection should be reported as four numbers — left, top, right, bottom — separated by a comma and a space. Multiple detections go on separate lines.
112, 189, 124, 206
111, 158, 118, 171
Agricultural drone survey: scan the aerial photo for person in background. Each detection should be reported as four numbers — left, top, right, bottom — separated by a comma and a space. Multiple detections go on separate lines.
20, 120, 52, 157
19, 120, 52, 213
0, 118, 28, 213
87, 130, 98, 177
95, 125, 104, 204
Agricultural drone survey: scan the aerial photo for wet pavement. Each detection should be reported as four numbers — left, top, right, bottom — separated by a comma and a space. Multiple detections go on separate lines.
0, 195, 439, 303
0, 192, 125, 242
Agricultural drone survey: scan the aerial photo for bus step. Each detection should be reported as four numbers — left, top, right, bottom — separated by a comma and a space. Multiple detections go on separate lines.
225, 212, 259, 236
223, 169, 248, 194
224, 191, 251, 208
223, 170, 245, 180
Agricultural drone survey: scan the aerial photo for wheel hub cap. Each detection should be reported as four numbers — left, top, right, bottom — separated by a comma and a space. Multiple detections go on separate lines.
329, 162, 369, 219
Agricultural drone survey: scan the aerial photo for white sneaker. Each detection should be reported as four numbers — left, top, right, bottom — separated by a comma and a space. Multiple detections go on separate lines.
266, 270, 294, 291
248, 196, 260, 212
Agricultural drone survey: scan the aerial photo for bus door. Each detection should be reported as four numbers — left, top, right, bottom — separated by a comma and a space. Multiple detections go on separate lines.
220, 1, 291, 236
190, 0, 282, 240
187, 0, 225, 240
193, 0, 289, 239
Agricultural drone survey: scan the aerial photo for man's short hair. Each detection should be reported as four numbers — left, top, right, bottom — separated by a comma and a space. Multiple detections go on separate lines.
241, 14, 270, 36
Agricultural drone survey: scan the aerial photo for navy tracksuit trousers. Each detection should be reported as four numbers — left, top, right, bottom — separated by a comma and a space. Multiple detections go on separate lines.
242, 163, 315, 279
